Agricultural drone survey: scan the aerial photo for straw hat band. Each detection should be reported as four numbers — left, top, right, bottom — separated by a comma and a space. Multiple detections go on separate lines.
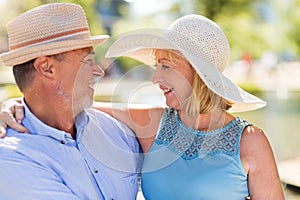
10, 27, 90, 50
0, 3, 109, 66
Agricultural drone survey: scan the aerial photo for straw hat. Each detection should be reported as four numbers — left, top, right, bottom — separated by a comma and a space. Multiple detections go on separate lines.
105, 14, 266, 112
0, 3, 109, 66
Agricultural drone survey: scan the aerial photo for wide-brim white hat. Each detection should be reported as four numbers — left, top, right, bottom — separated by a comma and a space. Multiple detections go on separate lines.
106, 15, 266, 112
0, 3, 109, 66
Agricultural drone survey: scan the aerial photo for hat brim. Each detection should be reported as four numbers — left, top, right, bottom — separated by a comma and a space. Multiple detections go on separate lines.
105, 31, 266, 112
1, 35, 109, 66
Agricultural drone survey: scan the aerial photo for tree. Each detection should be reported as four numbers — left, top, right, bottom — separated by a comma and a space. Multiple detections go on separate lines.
198, 0, 259, 20
286, 0, 300, 57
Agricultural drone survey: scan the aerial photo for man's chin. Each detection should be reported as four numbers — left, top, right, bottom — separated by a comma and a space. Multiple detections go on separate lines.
72, 98, 93, 116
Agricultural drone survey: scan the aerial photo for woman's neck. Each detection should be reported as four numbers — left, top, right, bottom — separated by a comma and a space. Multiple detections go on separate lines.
178, 108, 233, 132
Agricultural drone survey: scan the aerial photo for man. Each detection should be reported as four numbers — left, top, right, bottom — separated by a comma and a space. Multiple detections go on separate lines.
0, 3, 141, 200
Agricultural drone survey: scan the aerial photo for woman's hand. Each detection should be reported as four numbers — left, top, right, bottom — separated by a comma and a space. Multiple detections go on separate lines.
0, 98, 28, 137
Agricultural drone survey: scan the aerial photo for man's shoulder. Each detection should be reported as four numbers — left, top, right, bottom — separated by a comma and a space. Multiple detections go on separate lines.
0, 129, 57, 155
0, 129, 28, 147
1, 130, 35, 147
86, 108, 114, 120
86, 108, 128, 130
84, 108, 139, 151
0, 132, 35, 160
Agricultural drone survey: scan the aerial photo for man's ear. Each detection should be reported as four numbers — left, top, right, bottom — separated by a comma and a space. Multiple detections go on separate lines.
33, 57, 55, 79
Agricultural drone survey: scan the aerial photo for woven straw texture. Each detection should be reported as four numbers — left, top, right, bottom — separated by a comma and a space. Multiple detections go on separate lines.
0, 3, 108, 66
106, 15, 266, 112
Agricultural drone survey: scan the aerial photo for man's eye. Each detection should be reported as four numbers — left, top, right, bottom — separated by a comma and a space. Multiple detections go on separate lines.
82, 60, 93, 66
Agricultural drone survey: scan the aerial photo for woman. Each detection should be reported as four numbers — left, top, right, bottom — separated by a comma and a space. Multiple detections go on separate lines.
0, 15, 284, 199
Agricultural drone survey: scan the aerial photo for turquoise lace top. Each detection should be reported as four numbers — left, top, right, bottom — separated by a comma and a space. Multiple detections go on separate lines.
141, 108, 251, 200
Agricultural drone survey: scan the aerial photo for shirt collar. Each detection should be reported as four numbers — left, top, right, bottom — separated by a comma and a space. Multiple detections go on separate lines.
75, 109, 89, 136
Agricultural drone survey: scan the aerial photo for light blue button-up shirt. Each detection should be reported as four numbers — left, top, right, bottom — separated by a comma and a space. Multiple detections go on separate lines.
0, 100, 141, 200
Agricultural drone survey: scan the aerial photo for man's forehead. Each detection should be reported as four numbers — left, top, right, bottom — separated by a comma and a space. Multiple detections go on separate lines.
67, 47, 94, 59
82, 48, 95, 59
79, 47, 94, 54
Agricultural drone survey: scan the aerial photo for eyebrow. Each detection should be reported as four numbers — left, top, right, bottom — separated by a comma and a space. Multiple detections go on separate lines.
157, 58, 170, 63
89, 50, 95, 55
87, 48, 95, 55
83, 49, 95, 58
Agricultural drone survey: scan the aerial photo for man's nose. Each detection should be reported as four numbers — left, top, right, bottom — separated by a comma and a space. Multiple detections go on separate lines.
93, 61, 105, 77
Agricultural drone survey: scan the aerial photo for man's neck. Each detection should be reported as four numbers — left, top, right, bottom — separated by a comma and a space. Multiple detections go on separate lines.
24, 94, 77, 139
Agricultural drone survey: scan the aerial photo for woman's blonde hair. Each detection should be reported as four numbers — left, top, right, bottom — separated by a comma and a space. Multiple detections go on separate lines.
186, 70, 233, 117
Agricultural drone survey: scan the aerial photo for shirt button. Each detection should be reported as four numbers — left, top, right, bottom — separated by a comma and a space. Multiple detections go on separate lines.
60, 140, 66, 144
93, 168, 98, 173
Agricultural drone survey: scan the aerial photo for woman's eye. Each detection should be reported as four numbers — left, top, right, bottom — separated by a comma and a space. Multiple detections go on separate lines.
161, 65, 170, 69
156, 63, 171, 70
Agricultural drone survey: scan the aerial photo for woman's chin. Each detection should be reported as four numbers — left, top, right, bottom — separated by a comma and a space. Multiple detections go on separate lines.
165, 99, 180, 110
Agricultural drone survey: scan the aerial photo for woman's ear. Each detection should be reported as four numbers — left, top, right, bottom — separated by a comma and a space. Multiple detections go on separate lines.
33, 57, 54, 79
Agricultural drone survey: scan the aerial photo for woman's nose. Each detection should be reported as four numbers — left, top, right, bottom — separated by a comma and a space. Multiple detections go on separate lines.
151, 68, 162, 84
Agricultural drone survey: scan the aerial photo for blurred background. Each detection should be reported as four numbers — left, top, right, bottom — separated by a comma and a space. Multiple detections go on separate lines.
1, 0, 300, 199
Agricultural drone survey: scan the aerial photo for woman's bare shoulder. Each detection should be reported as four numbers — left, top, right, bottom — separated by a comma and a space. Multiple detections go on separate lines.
240, 125, 271, 157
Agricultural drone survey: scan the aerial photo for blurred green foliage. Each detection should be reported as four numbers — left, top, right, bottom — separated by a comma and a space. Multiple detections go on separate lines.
3, 84, 22, 98
237, 82, 264, 96
196, 0, 259, 20
288, 0, 300, 56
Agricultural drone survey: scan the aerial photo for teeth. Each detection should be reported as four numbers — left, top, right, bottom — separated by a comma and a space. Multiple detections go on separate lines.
163, 88, 173, 93
88, 76, 101, 90
88, 84, 94, 90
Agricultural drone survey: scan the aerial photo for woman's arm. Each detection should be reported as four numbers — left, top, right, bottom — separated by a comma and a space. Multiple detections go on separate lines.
0, 100, 164, 153
240, 126, 285, 199
94, 102, 165, 153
